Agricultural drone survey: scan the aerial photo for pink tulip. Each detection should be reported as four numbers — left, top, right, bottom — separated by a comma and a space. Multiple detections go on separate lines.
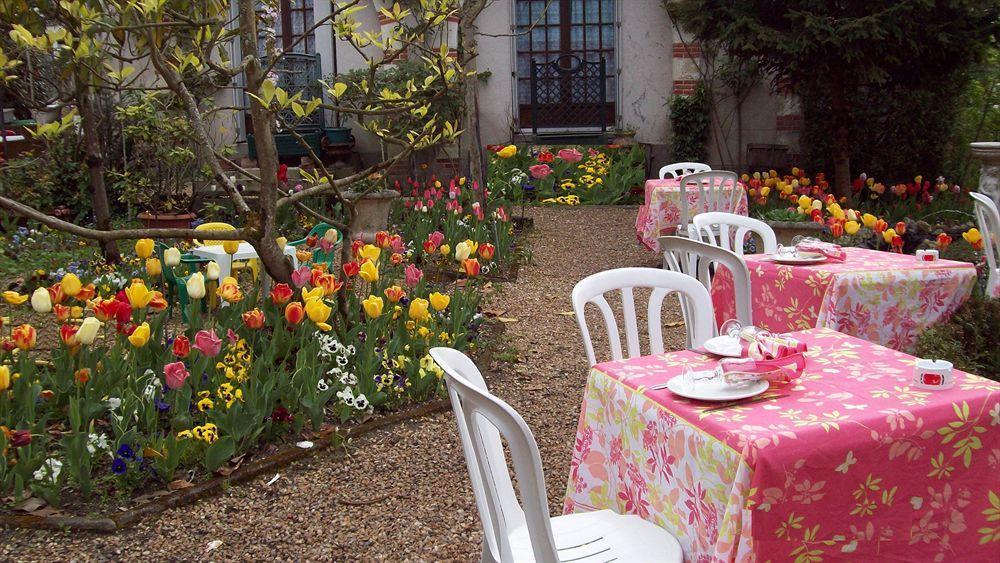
390, 235, 406, 254
291, 266, 312, 288
192, 329, 222, 357
428, 231, 445, 247
227, 328, 239, 345
405, 264, 424, 287
529, 164, 553, 179
557, 148, 582, 163
164, 361, 190, 390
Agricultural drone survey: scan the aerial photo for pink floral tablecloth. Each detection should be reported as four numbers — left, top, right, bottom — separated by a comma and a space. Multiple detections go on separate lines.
564, 327, 1000, 562
636, 178, 749, 251
711, 247, 977, 352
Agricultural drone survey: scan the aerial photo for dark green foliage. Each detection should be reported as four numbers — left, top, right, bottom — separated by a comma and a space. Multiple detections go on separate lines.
913, 292, 1000, 379
669, 84, 711, 161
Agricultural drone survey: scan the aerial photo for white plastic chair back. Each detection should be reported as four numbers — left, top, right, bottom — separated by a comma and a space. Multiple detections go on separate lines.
677, 171, 741, 234
658, 161, 711, 179
971, 191, 1000, 296
571, 268, 715, 366
430, 347, 558, 563
690, 211, 778, 256
660, 236, 752, 340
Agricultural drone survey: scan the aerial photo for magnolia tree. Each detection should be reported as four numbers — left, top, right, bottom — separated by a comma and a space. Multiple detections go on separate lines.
0, 0, 470, 286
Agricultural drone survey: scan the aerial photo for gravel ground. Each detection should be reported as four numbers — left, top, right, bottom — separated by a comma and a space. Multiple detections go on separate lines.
2, 205, 687, 562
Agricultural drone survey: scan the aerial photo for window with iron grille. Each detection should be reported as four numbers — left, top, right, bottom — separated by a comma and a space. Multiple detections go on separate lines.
515, 0, 616, 130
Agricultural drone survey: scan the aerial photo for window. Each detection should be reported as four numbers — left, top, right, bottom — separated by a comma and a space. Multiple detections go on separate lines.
515, 0, 616, 129
257, 0, 315, 55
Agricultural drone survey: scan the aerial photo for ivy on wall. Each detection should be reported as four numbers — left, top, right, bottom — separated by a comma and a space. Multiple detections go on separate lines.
668, 84, 711, 162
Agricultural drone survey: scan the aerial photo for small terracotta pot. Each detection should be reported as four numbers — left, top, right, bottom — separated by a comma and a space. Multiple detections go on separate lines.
137, 212, 198, 230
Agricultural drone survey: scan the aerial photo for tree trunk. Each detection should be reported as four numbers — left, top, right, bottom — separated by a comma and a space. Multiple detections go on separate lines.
77, 84, 121, 264
457, 0, 487, 185
238, 0, 291, 284
829, 82, 852, 198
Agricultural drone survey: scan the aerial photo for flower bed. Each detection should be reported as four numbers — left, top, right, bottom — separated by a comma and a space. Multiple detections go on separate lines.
0, 180, 516, 511
487, 144, 646, 206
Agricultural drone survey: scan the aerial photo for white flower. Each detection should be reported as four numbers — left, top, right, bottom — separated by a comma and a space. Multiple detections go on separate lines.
317, 379, 329, 392
337, 387, 357, 407
354, 393, 370, 411
33, 458, 63, 483
106, 397, 122, 410
336, 355, 349, 367
345, 345, 356, 356
87, 433, 110, 456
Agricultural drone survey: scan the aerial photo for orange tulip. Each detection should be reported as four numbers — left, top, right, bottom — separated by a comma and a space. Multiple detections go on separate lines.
895, 221, 907, 236
873, 219, 888, 234
284, 302, 305, 325
53, 304, 72, 322
11, 324, 36, 351
216, 282, 243, 304
148, 291, 169, 312
830, 222, 844, 238
242, 309, 265, 329
48, 283, 65, 306
76, 284, 96, 302
315, 273, 343, 297
270, 283, 294, 305
384, 285, 406, 303
375, 231, 392, 249
462, 258, 481, 277
60, 324, 79, 347
478, 243, 496, 260
936, 232, 952, 252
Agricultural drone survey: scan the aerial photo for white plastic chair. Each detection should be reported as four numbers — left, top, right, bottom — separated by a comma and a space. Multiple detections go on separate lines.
970, 192, 1000, 297
430, 347, 684, 563
658, 161, 711, 179
690, 211, 778, 256
660, 236, 752, 336
572, 267, 715, 366
676, 171, 741, 237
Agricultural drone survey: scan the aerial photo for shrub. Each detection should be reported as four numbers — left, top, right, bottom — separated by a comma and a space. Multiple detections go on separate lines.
913, 293, 1000, 379
668, 84, 710, 162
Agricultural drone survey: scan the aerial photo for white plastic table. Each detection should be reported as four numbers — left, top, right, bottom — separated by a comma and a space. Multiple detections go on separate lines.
189, 242, 299, 281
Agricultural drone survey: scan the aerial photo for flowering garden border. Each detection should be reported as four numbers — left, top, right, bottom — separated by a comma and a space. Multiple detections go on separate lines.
0, 321, 503, 533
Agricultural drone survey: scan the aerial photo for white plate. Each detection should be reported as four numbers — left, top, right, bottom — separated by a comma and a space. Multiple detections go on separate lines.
771, 251, 827, 265
703, 335, 744, 358
665, 373, 769, 402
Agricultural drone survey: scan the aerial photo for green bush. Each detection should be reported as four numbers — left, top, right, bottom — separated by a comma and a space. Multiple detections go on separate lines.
913, 293, 1000, 380
668, 84, 710, 162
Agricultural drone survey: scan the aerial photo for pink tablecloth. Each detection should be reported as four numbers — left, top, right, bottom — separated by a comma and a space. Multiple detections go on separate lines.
636, 178, 749, 251
711, 247, 977, 351
564, 327, 1000, 562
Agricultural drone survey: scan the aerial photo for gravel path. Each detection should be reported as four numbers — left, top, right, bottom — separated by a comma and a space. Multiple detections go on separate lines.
3, 206, 687, 562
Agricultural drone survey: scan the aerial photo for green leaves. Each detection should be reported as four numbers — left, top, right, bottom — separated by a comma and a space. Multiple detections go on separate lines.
204, 436, 235, 472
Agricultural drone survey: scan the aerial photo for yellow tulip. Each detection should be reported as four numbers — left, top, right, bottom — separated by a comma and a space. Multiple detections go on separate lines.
135, 239, 154, 259
145, 258, 162, 277
305, 298, 333, 331
844, 221, 860, 235
301, 286, 324, 302
963, 228, 982, 245
408, 298, 430, 322
760, 186, 771, 197
61, 273, 82, 297
497, 145, 517, 158
429, 292, 450, 311
2, 291, 28, 305
861, 213, 877, 228
128, 322, 151, 347
439, 244, 451, 256
360, 244, 381, 264
797, 195, 812, 210
359, 260, 379, 283
882, 228, 897, 244
362, 295, 384, 319
125, 281, 154, 308
0, 365, 9, 392
465, 240, 479, 255
223, 240, 240, 255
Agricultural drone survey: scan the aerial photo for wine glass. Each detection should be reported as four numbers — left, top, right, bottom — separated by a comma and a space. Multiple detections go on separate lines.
719, 319, 742, 339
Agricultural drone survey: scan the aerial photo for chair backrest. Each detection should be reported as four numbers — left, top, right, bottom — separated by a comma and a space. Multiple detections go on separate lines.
430, 347, 558, 563
677, 171, 741, 230
660, 236, 752, 336
658, 161, 711, 179
193, 222, 237, 247
690, 211, 778, 256
571, 268, 714, 366
970, 191, 1000, 295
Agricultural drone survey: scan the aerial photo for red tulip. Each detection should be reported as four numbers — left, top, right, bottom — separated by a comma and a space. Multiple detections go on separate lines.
343, 261, 360, 277
462, 258, 481, 277
285, 302, 305, 325
895, 221, 907, 236
270, 283, 294, 305
173, 335, 191, 358
936, 232, 952, 252
242, 308, 265, 329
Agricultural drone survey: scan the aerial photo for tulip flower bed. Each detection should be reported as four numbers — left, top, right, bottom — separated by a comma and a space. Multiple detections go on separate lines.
0, 228, 494, 511
743, 168, 983, 255
486, 144, 646, 206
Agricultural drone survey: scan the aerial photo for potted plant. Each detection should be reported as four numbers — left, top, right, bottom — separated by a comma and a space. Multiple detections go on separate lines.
113, 93, 206, 229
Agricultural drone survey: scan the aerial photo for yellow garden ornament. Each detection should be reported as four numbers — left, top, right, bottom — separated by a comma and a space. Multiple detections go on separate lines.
222, 240, 241, 255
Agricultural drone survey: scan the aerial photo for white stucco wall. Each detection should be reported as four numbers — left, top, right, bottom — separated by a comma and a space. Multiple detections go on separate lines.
617, 0, 673, 144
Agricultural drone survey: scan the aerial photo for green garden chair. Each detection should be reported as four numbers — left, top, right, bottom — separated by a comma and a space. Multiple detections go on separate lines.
287, 223, 343, 269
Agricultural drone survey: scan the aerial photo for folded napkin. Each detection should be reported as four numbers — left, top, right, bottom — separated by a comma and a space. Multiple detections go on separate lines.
723, 333, 808, 384
795, 237, 846, 262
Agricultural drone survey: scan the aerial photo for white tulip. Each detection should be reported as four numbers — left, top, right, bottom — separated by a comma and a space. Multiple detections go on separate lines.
163, 247, 181, 267
76, 317, 102, 345
454, 241, 471, 262
31, 287, 52, 313
205, 261, 221, 281
186, 273, 206, 299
